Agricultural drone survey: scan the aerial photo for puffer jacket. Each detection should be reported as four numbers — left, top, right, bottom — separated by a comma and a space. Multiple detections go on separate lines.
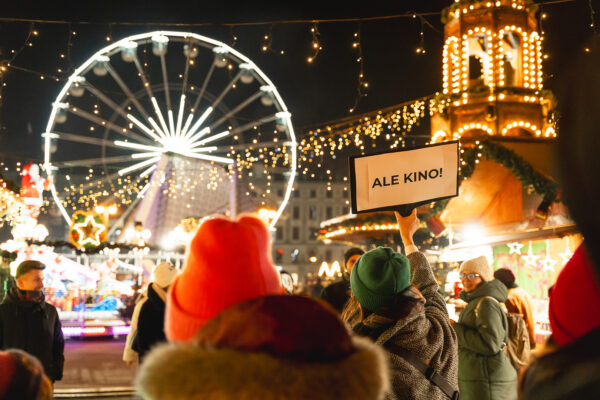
348, 251, 459, 400
454, 280, 517, 400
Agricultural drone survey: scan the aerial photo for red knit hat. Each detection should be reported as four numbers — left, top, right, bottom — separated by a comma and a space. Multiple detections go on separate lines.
0, 349, 52, 400
549, 243, 600, 346
165, 214, 283, 342
195, 295, 355, 361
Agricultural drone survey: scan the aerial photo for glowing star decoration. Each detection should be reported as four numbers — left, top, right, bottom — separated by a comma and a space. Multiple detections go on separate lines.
70, 211, 107, 249
558, 236, 574, 265
74, 215, 106, 246
507, 242, 524, 255
523, 241, 539, 268
540, 240, 558, 272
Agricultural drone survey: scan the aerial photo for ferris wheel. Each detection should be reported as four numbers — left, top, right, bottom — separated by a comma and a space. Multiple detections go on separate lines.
43, 31, 297, 238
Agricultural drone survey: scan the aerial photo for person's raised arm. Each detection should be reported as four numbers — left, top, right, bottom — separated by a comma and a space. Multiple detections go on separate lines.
395, 209, 419, 255
395, 209, 446, 313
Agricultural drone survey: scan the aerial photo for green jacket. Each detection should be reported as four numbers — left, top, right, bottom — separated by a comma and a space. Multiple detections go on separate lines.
454, 280, 517, 400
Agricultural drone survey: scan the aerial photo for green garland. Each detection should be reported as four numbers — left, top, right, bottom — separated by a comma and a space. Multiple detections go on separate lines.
425, 140, 559, 219
319, 140, 559, 240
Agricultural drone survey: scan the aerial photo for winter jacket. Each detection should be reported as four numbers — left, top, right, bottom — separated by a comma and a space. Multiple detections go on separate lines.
0, 288, 64, 381
135, 283, 167, 361
137, 334, 388, 400
348, 251, 459, 400
505, 287, 536, 347
520, 327, 600, 400
320, 278, 350, 313
454, 280, 517, 400
123, 288, 148, 363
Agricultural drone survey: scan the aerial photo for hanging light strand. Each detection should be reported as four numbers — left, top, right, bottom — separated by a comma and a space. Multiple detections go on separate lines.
415, 13, 426, 54
589, 0, 597, 31
349, 23, 369, 113
229, 26, 238, 47
307, 23, 322, 63
105, 23, 113, 42
260, 25, 285, 55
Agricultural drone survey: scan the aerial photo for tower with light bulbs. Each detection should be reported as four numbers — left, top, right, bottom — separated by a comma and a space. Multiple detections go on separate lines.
431, 0, 555, 143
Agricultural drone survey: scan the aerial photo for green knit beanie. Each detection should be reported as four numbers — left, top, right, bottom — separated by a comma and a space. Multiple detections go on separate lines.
350, 247, 411, 313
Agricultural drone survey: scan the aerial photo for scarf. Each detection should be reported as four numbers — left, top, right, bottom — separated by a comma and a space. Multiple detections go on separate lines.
16, 288, 45, 303
151, 283, 167, 303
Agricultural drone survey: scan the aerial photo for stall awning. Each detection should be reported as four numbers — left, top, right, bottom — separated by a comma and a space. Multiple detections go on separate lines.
448, 224, 578, 250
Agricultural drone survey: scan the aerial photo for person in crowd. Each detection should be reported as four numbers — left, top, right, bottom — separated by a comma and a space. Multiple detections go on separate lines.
321, 247, 364, 313
494, 268, 536, 348
123, 285, 148, 366
0, 260, 64, 383
134, 262, 179, 361
342, 210, 458, 399
516, 38, 600, 400
453, 255, 516, 400
308, 276, 324, 298
0, 250, 16, 303
163, 214, 283, 343
136, 295, 390, 400
0, 349, 54, 400
279, 270, 295, 294
519, 243, 600, 399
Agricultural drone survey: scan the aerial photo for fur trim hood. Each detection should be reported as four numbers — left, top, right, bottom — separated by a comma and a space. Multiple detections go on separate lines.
136, 336, 389, 400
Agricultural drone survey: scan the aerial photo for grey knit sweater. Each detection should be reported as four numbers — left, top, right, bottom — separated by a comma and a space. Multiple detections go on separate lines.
353, 251, 459, 400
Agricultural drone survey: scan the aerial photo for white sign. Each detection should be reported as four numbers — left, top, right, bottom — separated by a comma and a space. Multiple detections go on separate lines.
350, 141, 459, 213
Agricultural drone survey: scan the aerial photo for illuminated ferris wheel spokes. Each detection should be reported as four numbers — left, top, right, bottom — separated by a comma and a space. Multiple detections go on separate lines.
43, 31, 297, 231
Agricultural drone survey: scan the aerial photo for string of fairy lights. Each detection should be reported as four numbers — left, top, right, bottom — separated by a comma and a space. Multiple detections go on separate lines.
0, 0, 583, 222
298, 94, 442, 168
348, 24, 368, 114
0, 179, 29, 227
0, 0, 580, 111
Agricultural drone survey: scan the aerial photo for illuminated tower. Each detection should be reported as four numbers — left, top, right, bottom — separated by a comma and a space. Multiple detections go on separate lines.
431, 0, 555, 143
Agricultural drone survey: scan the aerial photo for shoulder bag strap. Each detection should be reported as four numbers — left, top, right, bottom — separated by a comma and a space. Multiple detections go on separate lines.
386, 342, 460, 400
473, 296, 509, 347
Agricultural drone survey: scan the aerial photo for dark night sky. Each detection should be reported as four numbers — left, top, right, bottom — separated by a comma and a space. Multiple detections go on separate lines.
0, 0, 593, 163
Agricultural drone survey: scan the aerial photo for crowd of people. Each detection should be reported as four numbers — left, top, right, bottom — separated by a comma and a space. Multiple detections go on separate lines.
2, 204, 599, 399
3, 41, 600, 400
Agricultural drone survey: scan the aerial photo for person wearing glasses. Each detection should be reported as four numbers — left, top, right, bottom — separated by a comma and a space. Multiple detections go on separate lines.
453, 256, 517, 400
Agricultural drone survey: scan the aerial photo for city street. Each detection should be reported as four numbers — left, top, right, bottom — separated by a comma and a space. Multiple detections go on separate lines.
55, 338, 136, 398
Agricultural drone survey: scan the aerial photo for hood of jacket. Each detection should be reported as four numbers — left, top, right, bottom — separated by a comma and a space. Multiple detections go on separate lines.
459, 279, 508, 304
136, 336, 389, 400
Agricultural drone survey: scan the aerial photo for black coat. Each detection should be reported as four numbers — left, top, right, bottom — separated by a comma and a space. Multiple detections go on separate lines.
0, 289, 65, 381
135, 283, 167, 361
521, 327, 600, 400
320, 279, 350, 313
